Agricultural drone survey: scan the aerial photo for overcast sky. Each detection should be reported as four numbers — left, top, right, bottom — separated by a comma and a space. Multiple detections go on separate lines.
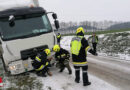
39, 0, 130, 22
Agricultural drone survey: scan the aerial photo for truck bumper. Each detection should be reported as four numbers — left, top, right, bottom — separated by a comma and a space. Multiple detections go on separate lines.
8, 58, 34, 75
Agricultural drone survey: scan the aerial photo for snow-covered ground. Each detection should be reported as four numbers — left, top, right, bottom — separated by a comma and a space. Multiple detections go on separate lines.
41, 66, 119, 90
0, 61, 120, 90
1, 35, 129, 90
0, 35, 123, 90
39, 35, 130, 90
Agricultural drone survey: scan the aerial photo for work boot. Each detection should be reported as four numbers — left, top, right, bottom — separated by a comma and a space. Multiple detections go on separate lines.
83, 82, 91, 86
59, 69, 63, 72
75, 79, 80, 83
59, 68, 64, 72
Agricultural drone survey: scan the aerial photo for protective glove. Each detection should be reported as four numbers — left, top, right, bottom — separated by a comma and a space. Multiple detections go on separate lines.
47, 70, 52, 76
61, 54, 66, 58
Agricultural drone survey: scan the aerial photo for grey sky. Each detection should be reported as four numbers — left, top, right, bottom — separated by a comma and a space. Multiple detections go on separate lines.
40, 0, 130, 22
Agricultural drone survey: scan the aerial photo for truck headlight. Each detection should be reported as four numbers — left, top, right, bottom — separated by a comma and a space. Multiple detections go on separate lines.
9, 65, 16, 70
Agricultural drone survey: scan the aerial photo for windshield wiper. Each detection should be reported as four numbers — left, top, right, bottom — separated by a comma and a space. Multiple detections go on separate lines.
19, 32, 46, 39
2, 30, 52, 41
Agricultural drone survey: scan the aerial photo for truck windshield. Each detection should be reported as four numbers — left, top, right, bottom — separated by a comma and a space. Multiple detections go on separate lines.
0, 15, 52, 41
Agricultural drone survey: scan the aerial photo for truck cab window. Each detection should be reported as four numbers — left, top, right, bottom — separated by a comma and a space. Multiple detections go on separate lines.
0, 15, 52, 41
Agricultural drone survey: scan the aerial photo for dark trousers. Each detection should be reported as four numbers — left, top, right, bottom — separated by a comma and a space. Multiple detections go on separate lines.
74, 65, 89, 84
58, 61, 72, 73
57, 39, 61, 46
92, 43, 97, 53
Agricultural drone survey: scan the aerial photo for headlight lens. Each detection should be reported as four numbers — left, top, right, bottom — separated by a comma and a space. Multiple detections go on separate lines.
9, 65, 16, 70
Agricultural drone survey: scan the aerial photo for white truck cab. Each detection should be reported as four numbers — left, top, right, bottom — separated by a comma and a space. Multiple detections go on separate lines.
0, 0, 59, 75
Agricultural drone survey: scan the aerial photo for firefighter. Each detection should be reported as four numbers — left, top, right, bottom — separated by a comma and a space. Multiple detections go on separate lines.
91, 33, 98, 53
53, 45, 72, 74
56, 33, 61, 46
70, 27, 97, 86
32, 48, 52, 77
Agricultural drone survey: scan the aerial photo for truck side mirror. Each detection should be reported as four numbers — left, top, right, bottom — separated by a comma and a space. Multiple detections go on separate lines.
52, 13, 57, 19
54, 20, 59, 29
9, 15, 15, 27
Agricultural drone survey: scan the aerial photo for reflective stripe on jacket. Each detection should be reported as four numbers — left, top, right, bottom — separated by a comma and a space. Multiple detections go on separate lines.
35, 56, 41, 62
57, 35, 61, 38
36, 62, 49, 71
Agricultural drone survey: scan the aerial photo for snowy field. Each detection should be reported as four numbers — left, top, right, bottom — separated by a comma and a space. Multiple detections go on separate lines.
61, 34, 130, 61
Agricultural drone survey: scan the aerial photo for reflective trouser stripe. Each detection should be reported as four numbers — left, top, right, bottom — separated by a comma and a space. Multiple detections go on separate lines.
75, 69, 80, 71
83, 71, 87, 73
36, 65, 45, 71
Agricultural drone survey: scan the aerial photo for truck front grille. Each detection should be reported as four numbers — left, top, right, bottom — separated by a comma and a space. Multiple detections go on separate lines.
20, 45, 48, 60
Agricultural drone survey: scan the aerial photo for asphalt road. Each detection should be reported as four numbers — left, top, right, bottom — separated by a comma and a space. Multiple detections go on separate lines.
87, 55, 130, 90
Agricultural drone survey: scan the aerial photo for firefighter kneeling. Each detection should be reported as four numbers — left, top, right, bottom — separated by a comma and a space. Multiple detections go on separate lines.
32, 48, 52, 77
53, 45, 72, 74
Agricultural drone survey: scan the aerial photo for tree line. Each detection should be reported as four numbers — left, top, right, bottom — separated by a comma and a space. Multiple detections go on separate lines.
57, 20, 130, 34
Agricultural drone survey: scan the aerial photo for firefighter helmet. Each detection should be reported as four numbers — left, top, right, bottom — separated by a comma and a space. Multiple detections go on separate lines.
44, 49, 51, 56
53, 45, 60, 52
76, 27, 85, 34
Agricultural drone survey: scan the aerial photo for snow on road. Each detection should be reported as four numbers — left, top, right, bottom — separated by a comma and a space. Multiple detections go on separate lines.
40, 66, 119, 90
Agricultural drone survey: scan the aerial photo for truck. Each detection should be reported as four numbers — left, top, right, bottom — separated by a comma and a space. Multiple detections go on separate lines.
0, 0, 59, 75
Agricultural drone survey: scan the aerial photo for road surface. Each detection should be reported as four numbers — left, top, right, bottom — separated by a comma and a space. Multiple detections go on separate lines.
87, 54, 130, 90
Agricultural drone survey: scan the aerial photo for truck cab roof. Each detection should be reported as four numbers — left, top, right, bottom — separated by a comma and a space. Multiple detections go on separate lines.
0, 7, 46, 20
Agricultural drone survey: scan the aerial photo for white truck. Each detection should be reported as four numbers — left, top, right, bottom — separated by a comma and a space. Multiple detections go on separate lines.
0, 0, 59, 75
